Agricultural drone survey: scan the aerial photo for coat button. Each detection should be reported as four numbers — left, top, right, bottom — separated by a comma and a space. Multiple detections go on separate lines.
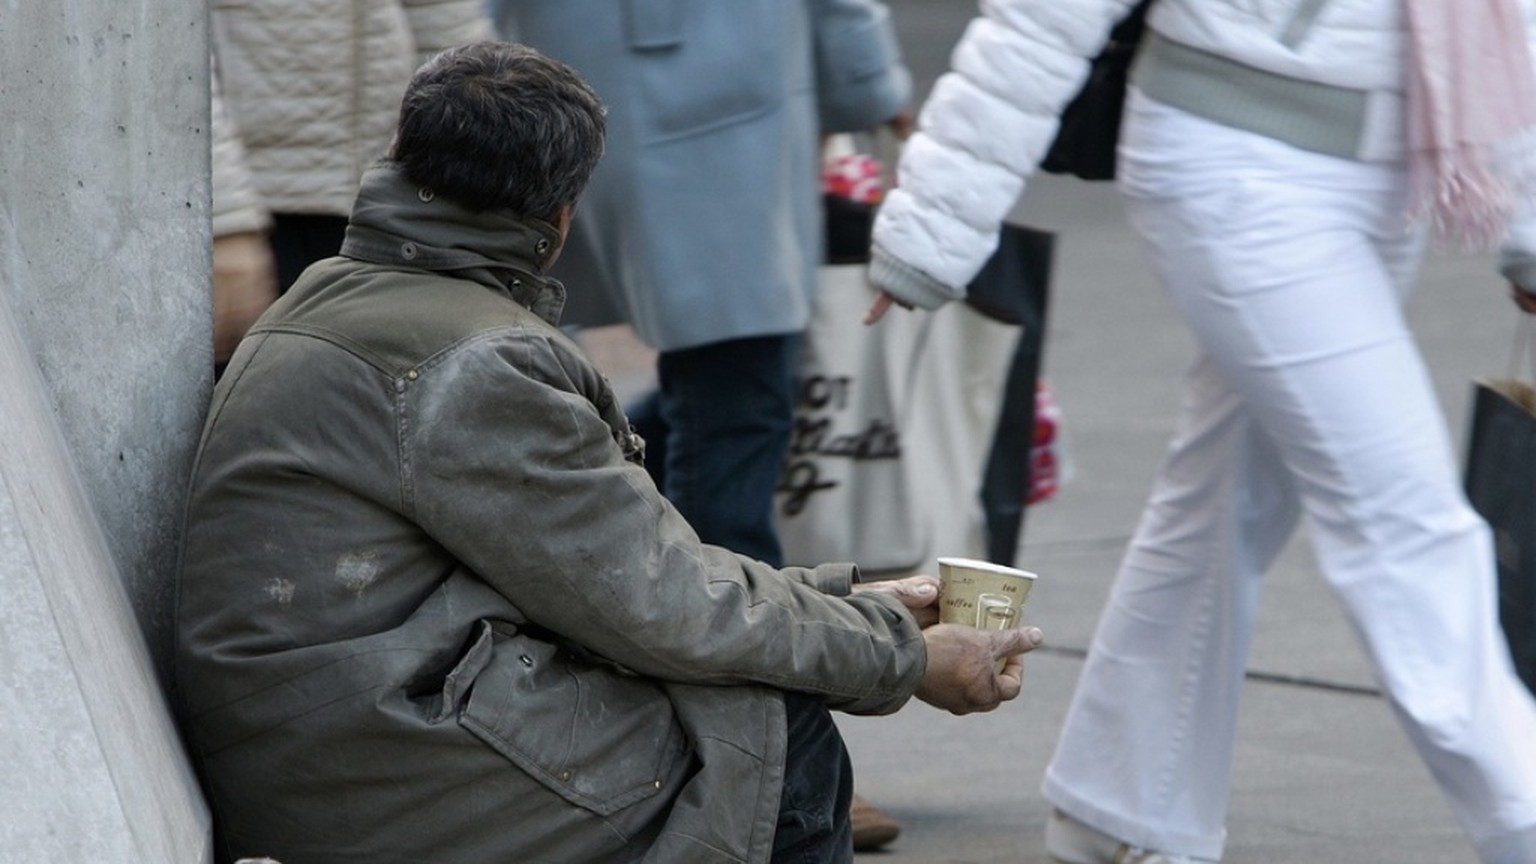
406, 369, 419, 381
401, 241, 418, 260
559, 770, 572, 782
535, 239, 550, 254
417, 187, 435, 202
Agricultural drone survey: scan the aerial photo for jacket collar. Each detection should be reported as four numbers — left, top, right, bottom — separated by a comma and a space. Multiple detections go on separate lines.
339, 163, 566, 325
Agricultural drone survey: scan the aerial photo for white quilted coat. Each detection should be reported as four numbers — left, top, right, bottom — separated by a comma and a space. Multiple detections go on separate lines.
870, 0, 1536, 308
210, 0, 493, 219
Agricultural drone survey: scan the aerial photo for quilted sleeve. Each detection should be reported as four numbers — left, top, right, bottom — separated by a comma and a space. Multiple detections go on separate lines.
869, 0, 1141, 305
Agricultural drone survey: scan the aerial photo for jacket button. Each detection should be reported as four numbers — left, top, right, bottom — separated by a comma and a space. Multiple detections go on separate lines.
406, 369, 419, 381
559, 770, 572, 782
653, 780, 662, 789
519, 654, 533, 667
535, 239, 550, 254
417, 187, 435, 202
401, 241, 418, 259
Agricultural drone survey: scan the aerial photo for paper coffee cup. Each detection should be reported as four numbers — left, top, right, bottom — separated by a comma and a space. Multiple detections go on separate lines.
937, 557, 1037, 669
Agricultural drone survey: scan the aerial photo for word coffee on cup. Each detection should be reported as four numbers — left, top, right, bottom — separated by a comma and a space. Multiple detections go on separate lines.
937, 557, 1037, 632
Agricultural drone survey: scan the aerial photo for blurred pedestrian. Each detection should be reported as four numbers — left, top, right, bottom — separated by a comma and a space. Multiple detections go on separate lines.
210, 0, 492, 294
866, 1, 1536, 862
487, 0, 911, 567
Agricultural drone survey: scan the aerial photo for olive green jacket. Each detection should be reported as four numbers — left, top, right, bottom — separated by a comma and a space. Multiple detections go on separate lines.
174, 165, 927, 864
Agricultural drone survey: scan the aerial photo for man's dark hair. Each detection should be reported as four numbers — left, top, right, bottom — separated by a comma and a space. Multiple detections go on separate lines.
390, 41, 606, 219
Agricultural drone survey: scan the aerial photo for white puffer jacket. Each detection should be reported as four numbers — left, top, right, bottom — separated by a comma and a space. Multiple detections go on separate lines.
211, 0, 493, 218
869, 0, 1536, 309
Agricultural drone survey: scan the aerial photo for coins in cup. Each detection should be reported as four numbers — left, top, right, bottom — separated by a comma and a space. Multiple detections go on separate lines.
937, 556, 1037, 632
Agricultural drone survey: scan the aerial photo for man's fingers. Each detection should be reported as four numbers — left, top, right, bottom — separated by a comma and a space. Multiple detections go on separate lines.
891, 575, 940, 607
981, 628, 1041, 707
994, 653, 1025, 702
853, 575, 938, 609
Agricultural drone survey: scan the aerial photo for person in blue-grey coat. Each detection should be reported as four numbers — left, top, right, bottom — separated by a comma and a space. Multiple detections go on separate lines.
487, 0, 912, 572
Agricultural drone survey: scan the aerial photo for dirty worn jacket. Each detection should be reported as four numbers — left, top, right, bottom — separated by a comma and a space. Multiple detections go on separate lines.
173, 165, 927, 864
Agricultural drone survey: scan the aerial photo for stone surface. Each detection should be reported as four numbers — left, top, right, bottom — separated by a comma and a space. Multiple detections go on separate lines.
0, 1, 214, 861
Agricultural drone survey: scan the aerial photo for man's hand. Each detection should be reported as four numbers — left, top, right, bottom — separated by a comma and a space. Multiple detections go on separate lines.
915, 623, 1043, 715
851, 574, 940, 627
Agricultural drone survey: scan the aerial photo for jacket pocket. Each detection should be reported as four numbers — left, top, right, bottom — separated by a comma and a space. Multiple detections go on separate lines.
626, 0, 790, 141
429, 620, 496, 724
459, 631, 687, 816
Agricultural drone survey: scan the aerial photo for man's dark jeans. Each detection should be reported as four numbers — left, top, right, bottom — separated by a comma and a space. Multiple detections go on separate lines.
773, 692, 854, 863
630, 333, 800, 567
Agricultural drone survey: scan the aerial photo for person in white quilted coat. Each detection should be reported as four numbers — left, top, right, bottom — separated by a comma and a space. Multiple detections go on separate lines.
210, 0, 493, 294
869, 1, 1536, 862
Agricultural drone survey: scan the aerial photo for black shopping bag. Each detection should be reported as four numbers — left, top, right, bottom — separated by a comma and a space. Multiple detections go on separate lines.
1464, 367, 1536, 696
967, 224, 1055, 566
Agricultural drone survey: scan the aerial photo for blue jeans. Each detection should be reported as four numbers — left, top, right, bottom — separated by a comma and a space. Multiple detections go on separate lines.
773, 692, 854, 864
630, 334, 799, 567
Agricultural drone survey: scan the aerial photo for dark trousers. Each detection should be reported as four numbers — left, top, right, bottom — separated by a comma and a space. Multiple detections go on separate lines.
630, 334, 800, 567
772, 693, 854, 864
271, 213, 350, 294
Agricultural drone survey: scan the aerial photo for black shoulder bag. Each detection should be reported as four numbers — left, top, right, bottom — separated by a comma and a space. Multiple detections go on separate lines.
1039, 0, 1153, 181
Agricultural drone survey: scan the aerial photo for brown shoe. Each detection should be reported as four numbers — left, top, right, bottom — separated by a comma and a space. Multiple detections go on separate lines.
850, 793, 902, 852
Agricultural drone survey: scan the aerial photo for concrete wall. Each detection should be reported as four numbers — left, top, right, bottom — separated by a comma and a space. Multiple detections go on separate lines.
0, 0, 215, 861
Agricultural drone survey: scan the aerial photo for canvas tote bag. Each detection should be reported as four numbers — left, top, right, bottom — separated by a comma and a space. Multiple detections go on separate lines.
774, 260, 938, 573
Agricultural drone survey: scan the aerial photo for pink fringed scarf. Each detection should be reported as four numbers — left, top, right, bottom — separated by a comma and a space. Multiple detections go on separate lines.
1404, 0, 1536, 249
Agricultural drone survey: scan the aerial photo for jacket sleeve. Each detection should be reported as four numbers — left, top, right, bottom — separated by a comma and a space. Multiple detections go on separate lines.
406, 328, 926, 715
809, 0, 913, 133
868, 0, 1141, 309
401, 0, 497, 69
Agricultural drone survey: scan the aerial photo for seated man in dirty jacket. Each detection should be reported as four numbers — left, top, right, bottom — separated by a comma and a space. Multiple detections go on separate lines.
173, 41, 1043, 864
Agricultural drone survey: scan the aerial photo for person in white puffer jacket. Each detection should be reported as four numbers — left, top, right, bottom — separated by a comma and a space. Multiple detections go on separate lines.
869, 1, 1536, 863
211, 0, 493, 294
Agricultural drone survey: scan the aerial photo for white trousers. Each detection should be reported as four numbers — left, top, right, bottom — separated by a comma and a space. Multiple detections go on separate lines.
1042, 90, 1536, 864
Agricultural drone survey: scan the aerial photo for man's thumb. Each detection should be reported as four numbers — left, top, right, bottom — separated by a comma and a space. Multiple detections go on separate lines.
994, 626, 1044, 657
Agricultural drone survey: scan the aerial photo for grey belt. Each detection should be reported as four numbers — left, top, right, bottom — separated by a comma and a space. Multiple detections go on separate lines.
1131, 29, 1372, 160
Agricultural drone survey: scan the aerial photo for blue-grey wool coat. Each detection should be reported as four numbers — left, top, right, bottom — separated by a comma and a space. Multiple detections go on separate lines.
489, 0, 912, 351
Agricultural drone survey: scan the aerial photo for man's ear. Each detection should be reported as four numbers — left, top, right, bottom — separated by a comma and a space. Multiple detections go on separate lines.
552, 203, 575, 242
544, 203, 576, 269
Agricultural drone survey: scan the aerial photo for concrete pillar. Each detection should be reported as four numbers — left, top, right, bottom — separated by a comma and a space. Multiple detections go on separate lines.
0, 1, 215, 861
